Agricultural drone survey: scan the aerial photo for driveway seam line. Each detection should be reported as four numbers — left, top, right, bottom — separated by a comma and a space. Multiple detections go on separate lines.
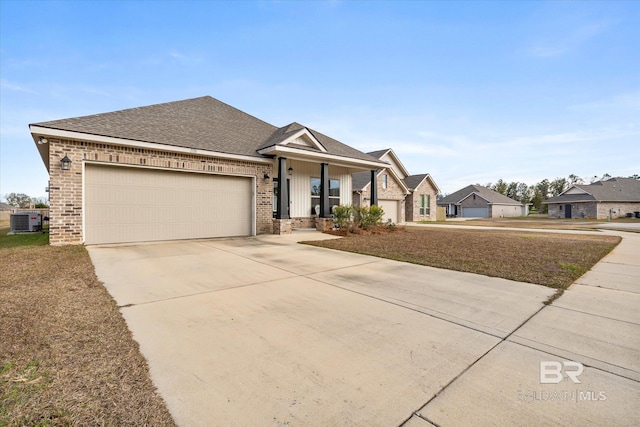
405, 302, 550, 423
307, 276, 506, 340
548, 304, 640, 326
505, 339, 640, 383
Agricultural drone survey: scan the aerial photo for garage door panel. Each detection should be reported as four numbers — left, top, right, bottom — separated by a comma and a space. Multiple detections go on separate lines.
85, 165, 253, 244
378, 200, 399, 224
462, 207, 488, 218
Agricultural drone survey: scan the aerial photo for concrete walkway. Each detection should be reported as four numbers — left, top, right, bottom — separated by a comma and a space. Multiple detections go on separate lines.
88, 228, 640, 426
409, 228, 640, 426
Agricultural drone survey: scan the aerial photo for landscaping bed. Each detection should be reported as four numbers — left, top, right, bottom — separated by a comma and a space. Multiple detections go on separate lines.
304, 227, 620, 289
0, 229, 175, 426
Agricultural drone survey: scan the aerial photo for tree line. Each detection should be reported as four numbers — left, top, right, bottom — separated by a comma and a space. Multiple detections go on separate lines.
482, 174, 640, 213
3, 193, 49, 208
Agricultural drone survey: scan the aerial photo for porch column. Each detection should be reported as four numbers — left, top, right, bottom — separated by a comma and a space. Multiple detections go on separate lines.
276, 157, 289, 219
370, 169, 378, 206
320, 163, 330, 218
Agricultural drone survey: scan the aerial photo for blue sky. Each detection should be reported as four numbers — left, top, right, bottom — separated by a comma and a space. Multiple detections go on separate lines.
1, 0, 638, 199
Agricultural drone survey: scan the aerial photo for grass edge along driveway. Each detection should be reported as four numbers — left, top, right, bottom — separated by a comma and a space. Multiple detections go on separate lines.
0, 229, 176, 426
303, 227, 620, 292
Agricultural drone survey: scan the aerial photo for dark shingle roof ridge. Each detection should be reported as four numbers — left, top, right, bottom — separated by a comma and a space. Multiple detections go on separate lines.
403, 173, 429, 190
367, 149, 391, 159
548, 176, 640, 202
438, 184, 521, 205
32, 96, 279, 157
34, 95, 278, 131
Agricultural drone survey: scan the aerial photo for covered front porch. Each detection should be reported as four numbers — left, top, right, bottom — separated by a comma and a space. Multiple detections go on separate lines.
257, 123, 388, 235
270, 156, 384, 234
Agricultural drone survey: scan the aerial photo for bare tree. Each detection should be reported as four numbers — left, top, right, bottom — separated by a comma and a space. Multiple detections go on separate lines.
5, 193, 32, 208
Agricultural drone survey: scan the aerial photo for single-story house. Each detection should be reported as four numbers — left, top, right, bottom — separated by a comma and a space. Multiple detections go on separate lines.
351, 149, 440, 223
437, 184, 528, 218
30, 96, 388, 245
544, 177, 640, 219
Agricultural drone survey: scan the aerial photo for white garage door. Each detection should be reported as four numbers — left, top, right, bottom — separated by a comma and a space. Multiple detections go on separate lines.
85, 164, 253, 245
462, 207, 489, 218
378, 199, 399, 224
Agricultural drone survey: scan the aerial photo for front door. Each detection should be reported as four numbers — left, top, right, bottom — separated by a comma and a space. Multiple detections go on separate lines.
273, 178, 290, 218
565, 204, 572, 218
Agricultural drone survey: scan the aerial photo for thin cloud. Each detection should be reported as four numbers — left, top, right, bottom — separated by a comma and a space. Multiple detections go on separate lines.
0, 79, 36, 94
529, 21, 610, 57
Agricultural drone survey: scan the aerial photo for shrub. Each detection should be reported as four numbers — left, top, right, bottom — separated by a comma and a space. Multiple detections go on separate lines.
354, 205, 385, 230
333, 205, 353, 230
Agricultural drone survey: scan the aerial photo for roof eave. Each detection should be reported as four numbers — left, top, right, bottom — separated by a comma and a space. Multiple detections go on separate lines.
257, 145, 387, 170
29, 125, 273, 165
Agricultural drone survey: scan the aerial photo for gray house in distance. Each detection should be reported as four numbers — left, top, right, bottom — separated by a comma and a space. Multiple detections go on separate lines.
544, 177, 640, 219
437, 184, 528, 218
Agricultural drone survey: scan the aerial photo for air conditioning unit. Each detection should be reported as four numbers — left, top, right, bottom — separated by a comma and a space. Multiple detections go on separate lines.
10, 212, 42, 232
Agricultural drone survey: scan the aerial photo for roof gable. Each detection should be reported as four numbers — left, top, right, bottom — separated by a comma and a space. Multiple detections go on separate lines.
546, 177, 640, 203
403, 173, 440, 194
367, 148, 409, 179
438, 184, 522, 205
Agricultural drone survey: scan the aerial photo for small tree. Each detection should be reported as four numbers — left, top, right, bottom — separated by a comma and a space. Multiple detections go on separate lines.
5, 192, 32, 208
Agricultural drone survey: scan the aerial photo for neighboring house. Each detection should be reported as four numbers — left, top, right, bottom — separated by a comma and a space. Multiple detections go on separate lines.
30, 96, 388, 245
0, 202, 12, 211
544, 177, 640, 219
352, 148, 440, 223
437, 184, 527, 218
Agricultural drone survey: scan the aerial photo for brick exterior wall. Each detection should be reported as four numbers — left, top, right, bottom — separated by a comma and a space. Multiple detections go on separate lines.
356, 171, 406, 214
48, 138, 273, 245
291, 217, 315, 228
548, 202, 640, 219
405, 179, 438, 222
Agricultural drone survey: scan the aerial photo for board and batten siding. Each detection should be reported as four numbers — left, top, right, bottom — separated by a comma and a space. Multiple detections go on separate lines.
278, 160, 353, 217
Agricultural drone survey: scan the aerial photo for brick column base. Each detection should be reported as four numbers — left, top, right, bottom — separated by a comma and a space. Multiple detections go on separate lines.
315, 217, 334, 232
273, 219, 292, 235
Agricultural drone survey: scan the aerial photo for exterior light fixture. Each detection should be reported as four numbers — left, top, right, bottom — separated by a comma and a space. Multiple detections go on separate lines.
38, 136, 48, 144
263, 173, 270, 182
61, 155, 72, 171
288, 167, 293, 176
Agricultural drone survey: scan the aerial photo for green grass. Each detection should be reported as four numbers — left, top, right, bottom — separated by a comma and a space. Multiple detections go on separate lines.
0, 228, 49, 248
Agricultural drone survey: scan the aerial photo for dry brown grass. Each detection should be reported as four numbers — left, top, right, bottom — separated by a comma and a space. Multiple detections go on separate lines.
0, 230, 176, 426
304, 227, 620, 289
421, 216, 640, 231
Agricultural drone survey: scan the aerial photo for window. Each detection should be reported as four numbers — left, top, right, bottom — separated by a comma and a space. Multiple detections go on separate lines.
420, 194, 431, 215
311, 178, 340, 214
559, 205, 563, 211
273, 179, 279, 216
382, 174, 388, 189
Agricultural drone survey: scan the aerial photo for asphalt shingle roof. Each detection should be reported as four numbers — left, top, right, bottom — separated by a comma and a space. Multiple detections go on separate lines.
403, 174, 428, 190
545, 178, 640, 203
437, 184, 522, 205
32, 96, 380, 163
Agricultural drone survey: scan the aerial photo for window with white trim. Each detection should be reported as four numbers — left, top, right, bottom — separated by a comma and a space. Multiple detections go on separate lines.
420, 194, 431, 215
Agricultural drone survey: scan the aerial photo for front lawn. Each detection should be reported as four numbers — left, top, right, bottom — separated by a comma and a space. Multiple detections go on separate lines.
0, 228, 175, 426
304, 228, 620, 289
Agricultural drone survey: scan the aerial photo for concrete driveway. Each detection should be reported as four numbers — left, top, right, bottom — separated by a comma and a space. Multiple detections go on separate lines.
88, 230, 639, 426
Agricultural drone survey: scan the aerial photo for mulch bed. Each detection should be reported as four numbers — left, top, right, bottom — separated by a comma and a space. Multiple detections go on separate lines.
304, 227, 620, 289
0, 240, 176, 426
